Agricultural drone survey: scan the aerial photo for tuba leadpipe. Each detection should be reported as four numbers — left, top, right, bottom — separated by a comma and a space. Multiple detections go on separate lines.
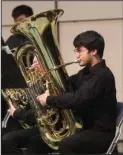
50, 59, 80, 71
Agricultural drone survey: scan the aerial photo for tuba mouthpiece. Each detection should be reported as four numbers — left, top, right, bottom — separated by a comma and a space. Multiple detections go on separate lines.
74, 58, 80, 63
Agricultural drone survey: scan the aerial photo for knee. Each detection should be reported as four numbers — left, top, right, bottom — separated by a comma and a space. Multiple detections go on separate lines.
59, 137, 74, 153
59, 137, 69, 147
2, 132, 15, 141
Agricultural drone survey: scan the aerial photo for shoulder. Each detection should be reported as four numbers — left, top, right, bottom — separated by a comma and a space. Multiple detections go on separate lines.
101, 66, 115, 78
69, 66, 88, 81
6, 35, 17, 42
96, 66, 116, 84
6, 35, 18, 46
6, 34, 24, 49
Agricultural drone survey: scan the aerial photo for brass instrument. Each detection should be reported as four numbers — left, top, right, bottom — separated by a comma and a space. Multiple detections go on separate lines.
2, 46, 33, 129
1, 46, 32, 129
10, 9, 82, 150
2, 88, 30, 129
2, 111, 10, 128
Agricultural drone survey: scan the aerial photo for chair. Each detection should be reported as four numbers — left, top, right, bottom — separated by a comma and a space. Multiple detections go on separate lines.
106, 102, 123, 154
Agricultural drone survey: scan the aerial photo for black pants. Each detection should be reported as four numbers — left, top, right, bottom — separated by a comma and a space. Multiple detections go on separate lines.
59, 129, 115, 154
2, 117, 23, 136
2, 128, 115, 154
2, 127, 53, 154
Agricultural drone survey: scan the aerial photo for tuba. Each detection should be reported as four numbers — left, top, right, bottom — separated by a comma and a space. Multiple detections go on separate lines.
2, 47, 33, 129
10, 9, 82, 150
2, 88, 31, 129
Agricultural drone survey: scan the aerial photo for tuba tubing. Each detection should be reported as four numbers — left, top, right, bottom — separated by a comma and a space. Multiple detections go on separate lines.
2, 111, 11, 128
50, 59, 80, 71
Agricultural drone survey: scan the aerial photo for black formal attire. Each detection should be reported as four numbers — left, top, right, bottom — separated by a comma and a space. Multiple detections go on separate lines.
2, 34, 51, 155
2, 107, 54, 154
46, 60, 117, 154
1, 35, 28, 134
2, 106, 36, 154
6, 34, 33, 67
1, 95, 22, 135
2, 34, 30, 135
6, 34, 28, 50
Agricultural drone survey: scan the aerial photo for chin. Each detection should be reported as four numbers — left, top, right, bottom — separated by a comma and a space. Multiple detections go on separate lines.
79, 62, 86, 67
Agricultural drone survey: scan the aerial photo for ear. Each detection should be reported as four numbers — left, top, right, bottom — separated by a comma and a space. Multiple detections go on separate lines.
90, 49, 97, 56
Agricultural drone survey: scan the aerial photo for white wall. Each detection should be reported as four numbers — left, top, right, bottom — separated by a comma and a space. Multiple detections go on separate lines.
58, 1, 122, 21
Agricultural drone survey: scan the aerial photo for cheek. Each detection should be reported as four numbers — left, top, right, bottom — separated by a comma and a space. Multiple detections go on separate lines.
81, 54, 90, 61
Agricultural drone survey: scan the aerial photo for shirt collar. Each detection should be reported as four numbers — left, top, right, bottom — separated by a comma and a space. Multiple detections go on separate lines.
89, 59, 106, 73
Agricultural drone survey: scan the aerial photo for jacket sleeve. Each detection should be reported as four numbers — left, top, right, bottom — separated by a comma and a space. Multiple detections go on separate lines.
46, 75, 105, 110
13, 107, 36, 125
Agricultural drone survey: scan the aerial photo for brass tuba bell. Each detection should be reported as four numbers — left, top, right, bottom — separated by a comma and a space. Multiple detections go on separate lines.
10, 9, 82, 150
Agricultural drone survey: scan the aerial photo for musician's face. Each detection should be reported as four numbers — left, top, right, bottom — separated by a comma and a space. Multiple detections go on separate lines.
14, 14, 27, 23
31, 56, 46, 76
74, 46, 93, 66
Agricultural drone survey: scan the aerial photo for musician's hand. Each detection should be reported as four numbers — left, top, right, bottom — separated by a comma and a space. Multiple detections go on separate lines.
7, 103, 16, 117
37, 90, 49, 106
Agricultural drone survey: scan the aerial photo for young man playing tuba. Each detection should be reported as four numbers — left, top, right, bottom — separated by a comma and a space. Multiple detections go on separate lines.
37, 30, 117, 154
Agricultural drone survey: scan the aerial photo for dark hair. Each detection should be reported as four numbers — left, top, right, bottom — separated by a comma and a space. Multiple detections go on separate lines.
12, 5, 33, 19
73, 30, 105, 58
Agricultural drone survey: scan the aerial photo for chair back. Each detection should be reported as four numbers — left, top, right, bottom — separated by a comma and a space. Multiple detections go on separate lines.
106, 102, 123, 154
116, 102, 123, 127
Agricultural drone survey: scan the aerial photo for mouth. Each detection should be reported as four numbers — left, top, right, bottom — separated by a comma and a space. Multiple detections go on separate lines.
78, 59, 84, 66
76, 58, 81, 63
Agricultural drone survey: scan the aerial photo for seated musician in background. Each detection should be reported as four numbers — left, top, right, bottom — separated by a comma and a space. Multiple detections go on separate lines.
2, 5, 34, 135
2, 57, 54, 155
37, 30, 117, 154
2, 102, 54, 154
1, 95, 23, 135
2, 5, 53, 154
6, 5, 33, 50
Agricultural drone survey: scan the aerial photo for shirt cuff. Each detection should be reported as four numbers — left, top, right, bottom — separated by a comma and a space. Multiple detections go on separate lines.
46, 94, 73, 109
13, 107, 23, 119
46, 96, 56, 107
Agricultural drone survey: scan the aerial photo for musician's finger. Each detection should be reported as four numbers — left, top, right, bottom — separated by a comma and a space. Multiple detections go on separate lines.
29, 64, 39, 70
45, 90, 49, 95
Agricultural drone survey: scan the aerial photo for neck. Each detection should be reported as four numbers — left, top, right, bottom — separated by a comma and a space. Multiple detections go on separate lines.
91, 57, 102, 67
